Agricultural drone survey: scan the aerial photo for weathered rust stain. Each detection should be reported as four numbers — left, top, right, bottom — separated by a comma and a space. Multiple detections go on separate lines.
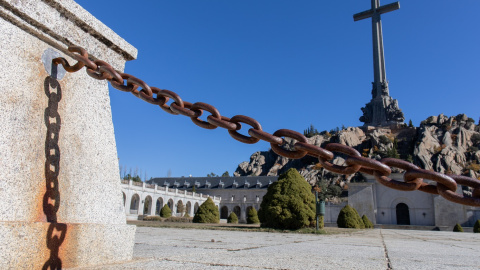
58, 224, 80, 268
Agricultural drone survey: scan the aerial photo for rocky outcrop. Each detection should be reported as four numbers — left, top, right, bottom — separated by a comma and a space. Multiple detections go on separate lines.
338, 127, 365, 147
234, 114, 480, 196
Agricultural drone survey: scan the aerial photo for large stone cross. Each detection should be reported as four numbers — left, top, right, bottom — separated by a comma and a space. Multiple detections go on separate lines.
354, 0, 399, 99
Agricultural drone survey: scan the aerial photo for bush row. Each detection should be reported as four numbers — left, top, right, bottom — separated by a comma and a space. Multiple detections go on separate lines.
143, 216, 192, 223
453, 220, 480, 233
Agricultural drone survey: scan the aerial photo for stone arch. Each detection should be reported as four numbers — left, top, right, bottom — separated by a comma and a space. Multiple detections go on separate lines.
186, 201, 192, 216
396, 203, 410, 225
233, 205, 241, 218
390, 197, 414, 225
168, 199, 174, 210
176, 200, 184, 215
143, 195, 152, 215
220, 206, 229, 219
156, 197, 164, 215
194, 202, 199, 214
130, 193, 140, 214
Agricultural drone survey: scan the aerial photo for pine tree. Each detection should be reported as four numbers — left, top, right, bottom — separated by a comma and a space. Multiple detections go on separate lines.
408, 119, 414, 127
303, 124, 319, 138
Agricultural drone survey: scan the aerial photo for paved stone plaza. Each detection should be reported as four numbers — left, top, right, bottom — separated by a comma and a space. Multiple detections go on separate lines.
75, 227, 480, 269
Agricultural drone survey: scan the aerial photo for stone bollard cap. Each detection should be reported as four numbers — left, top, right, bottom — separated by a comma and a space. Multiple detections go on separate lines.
0, 0, 137, 71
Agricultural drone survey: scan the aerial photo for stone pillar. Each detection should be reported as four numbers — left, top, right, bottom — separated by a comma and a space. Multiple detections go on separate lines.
348, 181, 377, 224
434, 196, 466, 228
125, 190, 133, 217
0, 0, 137, 268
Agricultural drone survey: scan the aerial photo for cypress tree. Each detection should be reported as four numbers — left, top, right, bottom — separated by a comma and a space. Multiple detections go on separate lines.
193, 197, 220, 223
160, 204, 171, 218
474, 220, 480, 233
227, 212, 238, 224
247, 208, 260, 224
453, 223, 463, 232
258, 168, 315, 230
362, 215, 374, 229
337, 205, 364, 229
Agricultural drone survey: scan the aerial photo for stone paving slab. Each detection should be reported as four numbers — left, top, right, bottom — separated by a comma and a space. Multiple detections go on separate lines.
381, 230, 480, 270
73, 227, 480, 270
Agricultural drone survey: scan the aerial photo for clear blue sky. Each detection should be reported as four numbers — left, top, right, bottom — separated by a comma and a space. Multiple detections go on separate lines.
75, 0, 479, 179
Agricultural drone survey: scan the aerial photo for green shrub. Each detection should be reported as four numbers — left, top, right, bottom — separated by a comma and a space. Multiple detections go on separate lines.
472, 133, 480, 145
362, 215, 374, 229
143, 216, 161, 221
160, 204, 172, 218
379, 135, 391, 145
184, 213, 190, 218
453, 223, 463, 232
337, 205, 364, 229
314, 216, 324, 229
465, 162, 480, 172
164, 216, 192, 223
474, 220, 480, 233
227, 212, 238, 224
317, 181, 342, 200
468, 146, 479, 152
247, 208, 260, 224
193, 197, 220, 223
258, 168, 315, 230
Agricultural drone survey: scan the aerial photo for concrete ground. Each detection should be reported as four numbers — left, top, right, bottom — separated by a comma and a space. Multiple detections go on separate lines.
78, 227, 480, 270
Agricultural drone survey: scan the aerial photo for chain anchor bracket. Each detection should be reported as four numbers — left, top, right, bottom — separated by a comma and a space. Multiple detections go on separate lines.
42, 48, 67, 80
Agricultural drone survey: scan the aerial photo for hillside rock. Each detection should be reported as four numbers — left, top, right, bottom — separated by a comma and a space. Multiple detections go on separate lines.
338, 127, 365, 147
234, 114, 480, 197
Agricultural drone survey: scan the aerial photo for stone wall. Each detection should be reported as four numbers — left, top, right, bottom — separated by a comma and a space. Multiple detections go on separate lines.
121, 180, 220, 220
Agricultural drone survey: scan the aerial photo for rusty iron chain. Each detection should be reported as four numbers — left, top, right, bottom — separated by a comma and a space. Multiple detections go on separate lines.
54, 46, 480, 207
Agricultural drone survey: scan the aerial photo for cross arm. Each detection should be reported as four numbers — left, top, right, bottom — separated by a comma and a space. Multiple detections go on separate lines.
377, 2, 400, 15
353, 2, 400, 21
353, 9, 374, 21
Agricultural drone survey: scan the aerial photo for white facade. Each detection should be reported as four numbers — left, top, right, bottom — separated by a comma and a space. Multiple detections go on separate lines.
121, 180, 220, 220
130, 174, 480, 228
349, 174, 480, 228
199, 188, 265, 222
148, 176, 278, 223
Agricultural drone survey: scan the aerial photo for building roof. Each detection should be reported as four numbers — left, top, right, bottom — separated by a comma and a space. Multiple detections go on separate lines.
147, 176, 278, 189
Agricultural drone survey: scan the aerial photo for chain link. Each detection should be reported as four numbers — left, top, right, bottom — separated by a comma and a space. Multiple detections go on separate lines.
53, 46, 480, 207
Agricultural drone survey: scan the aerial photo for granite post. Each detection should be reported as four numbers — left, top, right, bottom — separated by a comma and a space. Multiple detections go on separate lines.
0, 0, 137, 268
